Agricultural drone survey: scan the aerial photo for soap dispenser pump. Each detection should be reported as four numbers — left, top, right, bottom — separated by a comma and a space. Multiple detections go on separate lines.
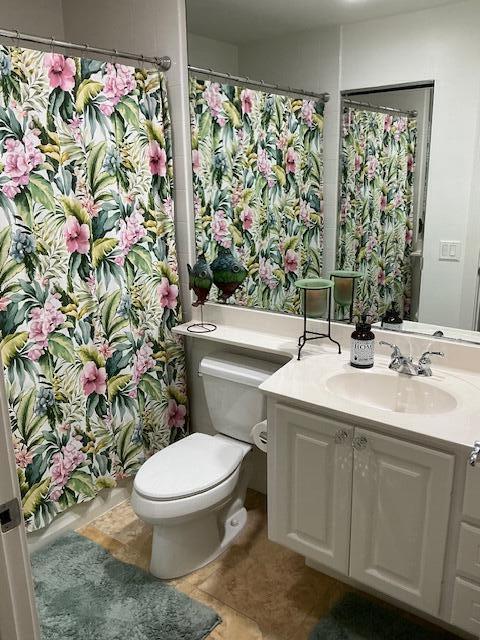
350, 315, 375, 369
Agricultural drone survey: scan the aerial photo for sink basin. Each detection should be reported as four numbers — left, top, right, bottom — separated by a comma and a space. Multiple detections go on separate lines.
325, 372, 457, 415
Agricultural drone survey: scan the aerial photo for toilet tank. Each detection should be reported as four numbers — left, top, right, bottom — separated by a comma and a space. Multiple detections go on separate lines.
199, 351, 281, 443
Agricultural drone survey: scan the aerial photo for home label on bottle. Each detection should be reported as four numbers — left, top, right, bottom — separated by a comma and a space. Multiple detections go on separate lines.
351, 339, 375, 368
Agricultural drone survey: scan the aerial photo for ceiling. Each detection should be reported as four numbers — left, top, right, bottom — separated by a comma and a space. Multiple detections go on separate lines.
186, 0, 465, 44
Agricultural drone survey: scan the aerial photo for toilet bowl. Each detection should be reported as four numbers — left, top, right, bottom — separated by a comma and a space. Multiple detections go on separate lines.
131, 351, 279, 579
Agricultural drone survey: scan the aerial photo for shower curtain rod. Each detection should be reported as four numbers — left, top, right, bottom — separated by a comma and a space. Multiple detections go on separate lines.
0, 27, 171, 71
188, 64, 330, 102
343, 98, 417, 118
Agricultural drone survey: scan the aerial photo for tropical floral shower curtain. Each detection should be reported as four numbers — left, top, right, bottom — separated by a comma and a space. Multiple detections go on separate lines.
337, 107, 416, 320
0, 45, 186, 532
190, 77, 325, 314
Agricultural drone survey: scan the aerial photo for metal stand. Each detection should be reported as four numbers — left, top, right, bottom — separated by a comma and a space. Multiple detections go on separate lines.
186, 306, 217, 334
297, 288, 341, 360
349, 277, 356, 324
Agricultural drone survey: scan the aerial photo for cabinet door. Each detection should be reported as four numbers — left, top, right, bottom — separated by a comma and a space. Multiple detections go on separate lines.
268, 404, 353, 574
350, 429, 454, 615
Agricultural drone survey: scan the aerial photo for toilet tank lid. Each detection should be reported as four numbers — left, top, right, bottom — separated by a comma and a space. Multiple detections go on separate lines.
199, 351, 280, 387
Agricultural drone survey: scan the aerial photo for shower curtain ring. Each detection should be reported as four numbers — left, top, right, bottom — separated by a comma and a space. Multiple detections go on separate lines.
15, 30, 20, 48
50, 36, 55, 53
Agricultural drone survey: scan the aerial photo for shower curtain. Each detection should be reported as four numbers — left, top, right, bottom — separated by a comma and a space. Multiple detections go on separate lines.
190, 77, 325, 314
337, 107, 416, 321
0, 45, 186, 532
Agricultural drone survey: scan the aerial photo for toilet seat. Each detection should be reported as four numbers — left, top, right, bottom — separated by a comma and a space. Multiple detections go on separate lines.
134, 433, 246, 501
131, 462, 243, 522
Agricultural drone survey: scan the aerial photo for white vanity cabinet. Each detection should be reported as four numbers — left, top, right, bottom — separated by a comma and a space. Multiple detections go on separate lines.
268, 403, 455, 616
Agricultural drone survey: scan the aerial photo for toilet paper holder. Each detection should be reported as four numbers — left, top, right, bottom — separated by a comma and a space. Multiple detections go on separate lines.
251, 419, 268, 452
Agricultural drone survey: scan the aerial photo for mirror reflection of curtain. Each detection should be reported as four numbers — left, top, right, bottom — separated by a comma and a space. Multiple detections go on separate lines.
190, 77, 325, 314
337, 107, 416, 321
0, 46, 186, 532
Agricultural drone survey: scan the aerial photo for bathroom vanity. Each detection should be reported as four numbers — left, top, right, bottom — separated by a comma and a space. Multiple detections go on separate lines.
261, 353, 480, 638
175, 313, 480, 639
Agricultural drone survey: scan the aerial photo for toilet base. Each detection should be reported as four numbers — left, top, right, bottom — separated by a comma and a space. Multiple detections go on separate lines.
150, 506, 248, 580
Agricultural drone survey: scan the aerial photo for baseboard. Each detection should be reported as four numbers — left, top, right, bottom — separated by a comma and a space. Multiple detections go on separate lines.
27, 479, 133, 553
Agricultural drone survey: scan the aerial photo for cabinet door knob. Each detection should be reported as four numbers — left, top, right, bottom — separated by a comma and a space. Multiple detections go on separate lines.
335, 429, 349, 444
352, 435, 368, 450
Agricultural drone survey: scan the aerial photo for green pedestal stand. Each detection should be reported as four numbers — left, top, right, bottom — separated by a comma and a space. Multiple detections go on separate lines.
295, 278, 341, 360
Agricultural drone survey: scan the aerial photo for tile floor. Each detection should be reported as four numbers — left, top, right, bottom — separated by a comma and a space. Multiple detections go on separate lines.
77, 490, 459, 640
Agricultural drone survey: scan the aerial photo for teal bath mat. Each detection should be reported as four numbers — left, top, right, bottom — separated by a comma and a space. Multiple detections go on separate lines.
309, 593, 457, 639
31, 531, 221, 640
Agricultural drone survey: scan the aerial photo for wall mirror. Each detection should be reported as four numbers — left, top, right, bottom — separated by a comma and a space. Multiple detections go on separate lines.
185, 0, 480, 345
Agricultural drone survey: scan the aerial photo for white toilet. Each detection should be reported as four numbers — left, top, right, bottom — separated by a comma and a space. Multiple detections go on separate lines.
131, 351, 279, 579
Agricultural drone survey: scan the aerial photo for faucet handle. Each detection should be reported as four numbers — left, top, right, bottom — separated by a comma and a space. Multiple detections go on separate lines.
470, 440, 480, 466
379, 341, 402, 357
419, 350, 445, 365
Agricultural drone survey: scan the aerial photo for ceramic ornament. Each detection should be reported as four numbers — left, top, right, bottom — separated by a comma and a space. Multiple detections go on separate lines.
210, 246, 247, 302
187, 253, 213, 307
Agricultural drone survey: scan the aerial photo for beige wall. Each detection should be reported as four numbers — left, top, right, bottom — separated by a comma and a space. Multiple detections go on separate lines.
1, 0, 64, 38
187, 32, 239, 74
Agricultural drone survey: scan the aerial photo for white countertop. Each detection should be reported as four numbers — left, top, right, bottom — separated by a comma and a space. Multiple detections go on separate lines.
174, 320, 480, 451
174, 320, 306, 359
260, 353, 480, 451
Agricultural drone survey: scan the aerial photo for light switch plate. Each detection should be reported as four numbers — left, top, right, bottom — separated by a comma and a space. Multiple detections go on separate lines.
439, 241, 461, 262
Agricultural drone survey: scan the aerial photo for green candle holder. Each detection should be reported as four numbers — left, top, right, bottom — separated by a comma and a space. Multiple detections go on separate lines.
295, 278, 341, 360
330, 270, 362, 323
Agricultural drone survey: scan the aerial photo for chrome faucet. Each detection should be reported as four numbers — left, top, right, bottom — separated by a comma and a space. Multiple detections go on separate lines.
379, 341, 445, 377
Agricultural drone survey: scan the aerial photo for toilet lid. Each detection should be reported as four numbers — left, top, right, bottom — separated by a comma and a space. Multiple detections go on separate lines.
133, 433, 244, 500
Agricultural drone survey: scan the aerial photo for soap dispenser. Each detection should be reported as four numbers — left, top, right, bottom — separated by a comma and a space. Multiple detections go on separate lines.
350, 315, 375, 369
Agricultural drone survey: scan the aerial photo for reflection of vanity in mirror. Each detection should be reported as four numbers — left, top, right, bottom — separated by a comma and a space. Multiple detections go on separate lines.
186, 0, 480, 345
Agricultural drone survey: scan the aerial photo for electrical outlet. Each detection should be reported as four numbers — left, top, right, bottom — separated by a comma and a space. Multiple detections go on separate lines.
439, 241, 461, 262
